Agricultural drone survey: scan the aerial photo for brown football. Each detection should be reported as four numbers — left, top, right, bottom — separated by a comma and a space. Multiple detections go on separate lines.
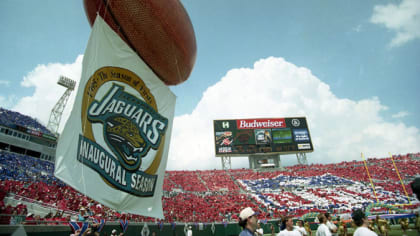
84, 0, 197, 86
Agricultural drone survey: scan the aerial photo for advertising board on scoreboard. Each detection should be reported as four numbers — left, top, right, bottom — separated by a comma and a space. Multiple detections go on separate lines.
213, 117, 313, 156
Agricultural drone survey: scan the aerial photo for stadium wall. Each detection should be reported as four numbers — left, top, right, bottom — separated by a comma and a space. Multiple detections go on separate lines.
0, 221, 281, 236
0, 127, 55, 161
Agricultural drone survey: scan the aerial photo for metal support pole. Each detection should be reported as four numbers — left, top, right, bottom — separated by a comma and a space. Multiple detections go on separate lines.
221, 156, 232, 170
296, 153, 308, 165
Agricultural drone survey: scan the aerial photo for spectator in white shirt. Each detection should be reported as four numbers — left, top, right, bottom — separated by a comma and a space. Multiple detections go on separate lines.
294, 220, 307, 236
272, 216, 300, 236
324, 213, 337, 236
187, 226, 193, 236
352, 209, 377, 236
255, 222, 264, 236
316, 213, 331, 236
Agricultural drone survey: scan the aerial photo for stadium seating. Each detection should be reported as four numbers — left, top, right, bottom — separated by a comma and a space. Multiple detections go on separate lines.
1, 149, 419, 224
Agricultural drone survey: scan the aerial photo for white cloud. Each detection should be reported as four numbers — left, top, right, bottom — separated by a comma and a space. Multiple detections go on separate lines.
392, 111, 409, 119
12, 55, 83, 133
0, 94, 17, 109
0, 80, 10, 86
167, 57, 420, 170
370, 0, 420, 47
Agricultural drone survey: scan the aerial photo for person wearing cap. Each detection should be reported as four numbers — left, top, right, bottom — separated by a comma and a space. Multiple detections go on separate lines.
78, 207, 88, 222
238, 207, 258, 236
187, 225, 193, 236
351, 209, 377, 236
111, 229, 118, 235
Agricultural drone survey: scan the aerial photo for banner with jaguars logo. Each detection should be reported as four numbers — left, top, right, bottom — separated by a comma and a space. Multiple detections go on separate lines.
54, 16, 175, 218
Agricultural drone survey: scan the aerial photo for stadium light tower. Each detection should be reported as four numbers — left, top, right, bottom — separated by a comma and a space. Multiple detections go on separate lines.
47, 76, 76, 137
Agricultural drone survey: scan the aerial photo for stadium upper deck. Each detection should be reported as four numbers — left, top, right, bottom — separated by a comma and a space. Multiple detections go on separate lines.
0, 108, 52, 136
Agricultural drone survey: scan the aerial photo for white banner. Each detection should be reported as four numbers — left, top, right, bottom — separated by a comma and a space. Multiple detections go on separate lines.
54, 16, 176, 218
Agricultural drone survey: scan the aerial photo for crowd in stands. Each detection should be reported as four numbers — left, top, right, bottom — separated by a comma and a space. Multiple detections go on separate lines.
0, 149, 419, 226
0, 107, 53, 136
162, 192, 261, 222
0, 152, 56, 183
164, 171, 208, 192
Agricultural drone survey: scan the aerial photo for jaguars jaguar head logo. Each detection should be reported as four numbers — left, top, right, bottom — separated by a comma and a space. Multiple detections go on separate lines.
104, 116, 148, 171
86, 83, 168, 173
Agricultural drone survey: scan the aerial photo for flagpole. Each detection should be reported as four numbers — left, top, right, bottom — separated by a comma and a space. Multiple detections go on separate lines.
389, 153, 411, 205
361, 153, 378, 202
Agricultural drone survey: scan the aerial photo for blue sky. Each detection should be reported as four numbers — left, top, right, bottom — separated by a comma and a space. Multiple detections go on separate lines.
1, 0, 419, 169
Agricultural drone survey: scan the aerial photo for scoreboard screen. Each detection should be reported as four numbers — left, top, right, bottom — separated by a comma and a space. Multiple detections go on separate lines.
213, 117, 313, 156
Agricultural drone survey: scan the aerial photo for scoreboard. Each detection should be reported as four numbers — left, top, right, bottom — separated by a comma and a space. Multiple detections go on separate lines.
213, 117, 313, 156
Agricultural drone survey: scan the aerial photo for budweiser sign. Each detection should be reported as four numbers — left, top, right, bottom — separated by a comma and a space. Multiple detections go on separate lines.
236, 118, 286, 129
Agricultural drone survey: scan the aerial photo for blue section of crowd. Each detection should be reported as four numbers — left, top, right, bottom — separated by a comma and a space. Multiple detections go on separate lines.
0, 151, 64, 186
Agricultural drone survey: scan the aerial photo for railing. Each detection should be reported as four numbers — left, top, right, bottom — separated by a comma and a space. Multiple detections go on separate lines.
5, 193, 78, 216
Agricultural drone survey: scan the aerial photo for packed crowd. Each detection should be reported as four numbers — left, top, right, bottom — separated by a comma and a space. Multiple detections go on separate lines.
0, 150, 419, 226
239, 173, 416, 217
